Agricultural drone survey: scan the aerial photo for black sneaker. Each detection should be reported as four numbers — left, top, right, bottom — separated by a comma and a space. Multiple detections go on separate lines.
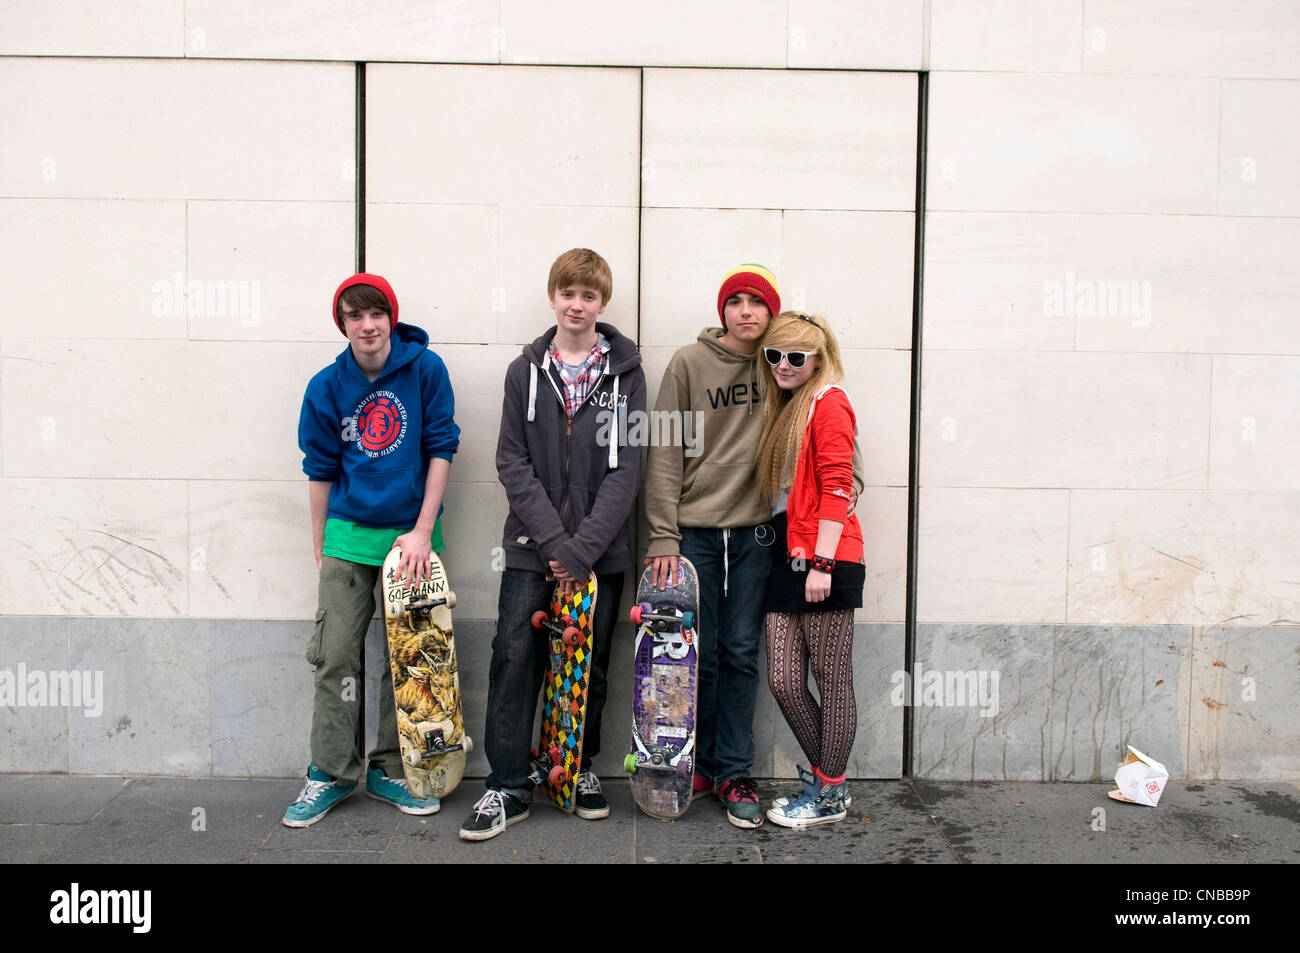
458, 789, 529, 842
718, 776, 764, 829
574, 770, 609, 820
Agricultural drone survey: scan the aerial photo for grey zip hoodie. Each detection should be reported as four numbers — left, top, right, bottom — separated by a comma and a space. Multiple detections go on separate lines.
496, 322, 646, 580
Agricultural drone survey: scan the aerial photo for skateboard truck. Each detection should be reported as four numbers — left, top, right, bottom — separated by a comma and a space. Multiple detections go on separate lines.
405, 727, 473, 765
406, 592, 456, 624
530, 610, 584, 647
629, 602, 695, 632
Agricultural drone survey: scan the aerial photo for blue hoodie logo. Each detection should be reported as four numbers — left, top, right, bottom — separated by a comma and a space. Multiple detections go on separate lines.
345, 390, 408, 458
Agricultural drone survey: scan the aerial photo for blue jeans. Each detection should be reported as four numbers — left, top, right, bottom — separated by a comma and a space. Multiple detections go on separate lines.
483, 568, 624, 800
680, 523, 775, 785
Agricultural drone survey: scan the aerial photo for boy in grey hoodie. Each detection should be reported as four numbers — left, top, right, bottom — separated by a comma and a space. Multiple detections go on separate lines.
459, 248, 646, 841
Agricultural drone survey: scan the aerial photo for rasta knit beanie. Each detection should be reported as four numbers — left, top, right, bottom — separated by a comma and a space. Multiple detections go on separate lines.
332, 273, 399, 335
716, 264, 780, 329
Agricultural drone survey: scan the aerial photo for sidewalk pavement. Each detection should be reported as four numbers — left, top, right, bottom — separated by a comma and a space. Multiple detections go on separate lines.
2, 774, 1296, 864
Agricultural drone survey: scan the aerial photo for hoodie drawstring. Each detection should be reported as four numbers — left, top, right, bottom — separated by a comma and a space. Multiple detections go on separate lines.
608, 373, 620, 469
527, 353, 547, 422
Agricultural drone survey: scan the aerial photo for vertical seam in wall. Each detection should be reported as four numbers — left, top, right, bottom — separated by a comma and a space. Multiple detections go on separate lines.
903, 70, 929, 778
356, 62, 366, 273
634, 67, 646, 565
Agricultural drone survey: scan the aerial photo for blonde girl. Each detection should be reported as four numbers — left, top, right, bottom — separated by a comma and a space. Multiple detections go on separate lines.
755, 312, 864, 827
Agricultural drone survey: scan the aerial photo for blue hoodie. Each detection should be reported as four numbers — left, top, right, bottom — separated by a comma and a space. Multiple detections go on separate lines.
298, 322, 459, 528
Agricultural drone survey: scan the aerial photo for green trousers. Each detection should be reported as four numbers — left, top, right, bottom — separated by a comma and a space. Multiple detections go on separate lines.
306, 556, 402, 783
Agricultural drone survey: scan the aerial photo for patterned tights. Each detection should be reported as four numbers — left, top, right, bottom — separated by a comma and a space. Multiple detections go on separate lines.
765, 610, 857, 778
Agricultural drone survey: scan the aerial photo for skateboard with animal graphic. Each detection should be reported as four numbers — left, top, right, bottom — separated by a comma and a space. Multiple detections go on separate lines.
529, 577, 598, 812
382, 545, 471, 800
625, 557, 699, 819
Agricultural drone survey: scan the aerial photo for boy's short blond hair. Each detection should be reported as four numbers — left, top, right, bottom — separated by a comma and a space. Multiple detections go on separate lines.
547, 248, 613, 304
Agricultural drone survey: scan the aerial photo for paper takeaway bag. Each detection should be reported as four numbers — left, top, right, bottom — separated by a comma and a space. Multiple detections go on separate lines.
1107, 745, 1169, 807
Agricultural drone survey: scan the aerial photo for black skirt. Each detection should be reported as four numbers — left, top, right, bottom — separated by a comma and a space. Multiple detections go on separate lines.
764, 512, 866, 614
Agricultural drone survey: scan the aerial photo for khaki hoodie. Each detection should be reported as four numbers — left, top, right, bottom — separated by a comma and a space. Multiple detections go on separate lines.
644, 328, 772, 557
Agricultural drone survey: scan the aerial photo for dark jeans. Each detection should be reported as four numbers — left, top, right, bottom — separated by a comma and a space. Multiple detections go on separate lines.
483, 568, 624, 800
680, 523, 776, 785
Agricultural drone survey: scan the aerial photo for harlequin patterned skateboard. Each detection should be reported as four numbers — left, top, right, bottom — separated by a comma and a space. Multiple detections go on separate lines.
625, 557, 699, 819
382, 545, 470, 800
530, 577, 598, 812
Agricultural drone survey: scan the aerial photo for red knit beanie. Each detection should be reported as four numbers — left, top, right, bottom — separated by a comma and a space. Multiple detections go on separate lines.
716, 264, 780, 329
332, 273, 399, 335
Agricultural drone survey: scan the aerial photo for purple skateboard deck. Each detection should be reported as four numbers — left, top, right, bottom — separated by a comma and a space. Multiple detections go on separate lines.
626, 557, 699, 819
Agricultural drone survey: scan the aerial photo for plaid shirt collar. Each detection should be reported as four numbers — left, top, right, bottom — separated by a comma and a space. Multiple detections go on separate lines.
548, 333, 610, 417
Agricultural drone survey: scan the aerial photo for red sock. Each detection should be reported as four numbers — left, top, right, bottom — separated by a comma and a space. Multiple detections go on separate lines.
814, 767, 845, 786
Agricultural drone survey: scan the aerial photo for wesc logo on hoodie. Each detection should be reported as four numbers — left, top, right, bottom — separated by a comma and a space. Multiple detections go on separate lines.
341, 390, 408, 458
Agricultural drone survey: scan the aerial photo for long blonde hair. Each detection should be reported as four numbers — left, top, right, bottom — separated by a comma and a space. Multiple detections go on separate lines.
756, 312, 845, 504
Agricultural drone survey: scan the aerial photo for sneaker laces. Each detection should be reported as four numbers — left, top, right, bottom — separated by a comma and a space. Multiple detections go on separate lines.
294, 776, 332, 805
722, 777, 759, 803
576, 771, 601, 795
469, 789, 506, 820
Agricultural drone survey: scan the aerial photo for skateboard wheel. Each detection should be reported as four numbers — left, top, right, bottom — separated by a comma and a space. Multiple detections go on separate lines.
406, 750, 420, 766
462, 735, 473, 754
548, 764, 566, 786
562, 626, 582, 646
676, 759, 691, 780
681, 610, 695, 630
629, 604, 643, 625
530, 610, 547, 630
444, 590, 457, 610
623, 753, 638, 773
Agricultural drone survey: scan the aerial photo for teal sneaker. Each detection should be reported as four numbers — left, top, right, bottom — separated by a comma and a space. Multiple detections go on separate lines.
365, 765, 440, 816
282, 764, 357, 828
767, 779, 849, 829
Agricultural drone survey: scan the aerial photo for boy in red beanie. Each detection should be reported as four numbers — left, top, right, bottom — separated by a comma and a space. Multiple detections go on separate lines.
283, 273, 460, 828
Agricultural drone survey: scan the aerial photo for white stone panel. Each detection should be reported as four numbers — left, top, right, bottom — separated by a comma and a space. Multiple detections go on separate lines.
1, 339, 335, 480
1074, 215, 1300, 355
187, 202, 354, 342
0, 199, 186, 340
365, 203, 500, 345
497, 206, 640, 345
1219, 80, 1300, 217
642, 69, 917, 211
439, 481, 510, 620
0, 479, 188, 616
838, 348, 910, 491
921, 351, 1212, 489
500, 0, 786, 67
930, 0, 1082, 72
435, 344, 520, 485
1209, 356, 1300, 492
0, 59, 354, 200
781, 210, 914, 349
857, 487, 908, 624
1068, 490, 1300, 625
1084, 0, 1300, 79
639, 208, 783, 348
639, 346, 676, 414
0, 0, 184, 56
189, 481, 315, 620
927, 73, 1219, 214
923, 212, 1078, 351
367, 65, 640, 207
917, 488, 1070, 624
185, 0, 498, 62
787, 0, 924, 69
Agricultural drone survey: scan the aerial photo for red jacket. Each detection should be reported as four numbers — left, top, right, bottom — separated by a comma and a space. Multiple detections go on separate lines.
785, 386, 864, 565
